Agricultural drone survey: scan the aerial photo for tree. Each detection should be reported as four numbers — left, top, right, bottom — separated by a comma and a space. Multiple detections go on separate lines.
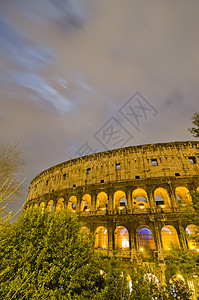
99, 256, 130, 300
188, 112, 199, 138
0, 208, 104, 299
0, 143, 26, 222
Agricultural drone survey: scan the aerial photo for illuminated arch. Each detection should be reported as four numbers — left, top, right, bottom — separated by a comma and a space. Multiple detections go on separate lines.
81, 194, 91, 211
40, 202, 45, 212
96, 192, 108, 210
47, 200, 54, 212
161, 226, 180, 250
94, 226, 108, 249
114, 190, 127, 209
132, 188, 149, 209
34, 203, 38, 208
137, 227, 155, 251
186, 224, 199, 250
68, 196, 77, 212
154, 187, 171, 207
115, 226, 130, 249
175, 187, 192, 205
56, 198, 64, 211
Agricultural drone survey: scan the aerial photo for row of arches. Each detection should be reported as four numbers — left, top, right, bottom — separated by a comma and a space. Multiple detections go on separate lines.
36, 186, 196, 212
93, 224, 198, 252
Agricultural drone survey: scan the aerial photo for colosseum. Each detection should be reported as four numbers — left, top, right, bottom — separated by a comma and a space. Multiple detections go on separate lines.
25, 140, 199, 287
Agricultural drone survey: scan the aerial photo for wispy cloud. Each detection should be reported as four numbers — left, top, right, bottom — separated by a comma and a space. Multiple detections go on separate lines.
0, 16, 77, 113
15, 0, 85, 29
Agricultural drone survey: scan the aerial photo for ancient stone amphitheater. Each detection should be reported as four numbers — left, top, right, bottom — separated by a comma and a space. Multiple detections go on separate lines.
25, 141, 199, 267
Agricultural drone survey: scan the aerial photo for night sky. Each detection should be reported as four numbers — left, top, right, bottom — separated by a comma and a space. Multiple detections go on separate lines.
0, 0, 199, 213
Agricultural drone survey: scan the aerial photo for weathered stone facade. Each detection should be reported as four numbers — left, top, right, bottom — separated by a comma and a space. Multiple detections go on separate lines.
25, 141, 199, 271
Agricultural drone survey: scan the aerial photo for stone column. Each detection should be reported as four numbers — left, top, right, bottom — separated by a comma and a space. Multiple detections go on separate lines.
126, 187, 133, 212
107, 190, 114, 213
147, 188, 156, 211
108, 224, 114, 252
91, 191, 97, 213
76, 192, 82, 213
168, 182, 178, 210
153, 221, 164, 261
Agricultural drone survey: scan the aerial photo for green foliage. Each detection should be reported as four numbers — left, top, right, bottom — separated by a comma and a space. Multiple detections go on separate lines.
188, 112, 199, 138
98, 256, 130, 300
0, 208, 103, 299
165, 248, 199, 279
128, 265, 164, 300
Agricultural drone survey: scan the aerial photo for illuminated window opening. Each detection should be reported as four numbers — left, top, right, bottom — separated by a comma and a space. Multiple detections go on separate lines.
188, 156, 196, 164
151, 159, 158, 166
116, 163, 121, 170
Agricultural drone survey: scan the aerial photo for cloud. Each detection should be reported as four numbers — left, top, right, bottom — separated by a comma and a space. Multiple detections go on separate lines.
15, 0, 85, 29
0, 16, 77, 113
0, 17, 54, 71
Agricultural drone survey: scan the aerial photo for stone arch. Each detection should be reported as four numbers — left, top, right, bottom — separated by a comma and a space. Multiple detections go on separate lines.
47, 200, 54, 212
154, 187, 171, 207
68, 196, 77, 212
56, 198, 64, 211
114, 226, 130, 249
40, 202, 45, 212
186, 224, 199, 250
161, 225, 180, 250
114, 190, 127, 209
81, 194, 91, 211
94, 226, 108, 249
137, 227, 155, 251
96, 192, 108, 210
175, 187, 192, 205
132, 188, 149, 209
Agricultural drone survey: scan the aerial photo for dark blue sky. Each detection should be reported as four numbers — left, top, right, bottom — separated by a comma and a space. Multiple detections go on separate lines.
0, 0, 198, 213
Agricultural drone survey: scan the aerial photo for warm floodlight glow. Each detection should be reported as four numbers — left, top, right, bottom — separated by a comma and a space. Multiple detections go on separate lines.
191, 246, 195, 250
140, 247, 144, 252
177, 274, 183, 279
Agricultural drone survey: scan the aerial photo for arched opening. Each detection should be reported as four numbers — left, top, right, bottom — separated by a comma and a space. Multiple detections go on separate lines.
47, 200, 54, 212
40, 202, 45, 212
96, 192, 108, 210
114, 190, 127, 209
175, 187, 192, 205
68, 196, 77, 212
186, 224, 199, 250
132, 188, 149, 209
154, 187, 171, 207
161, 226, 180, 250
115, 226, 130, 249
56, 198, 64, 211
94, 226, 108, 249
137, 227, 155, 251
81, 194, 91, 211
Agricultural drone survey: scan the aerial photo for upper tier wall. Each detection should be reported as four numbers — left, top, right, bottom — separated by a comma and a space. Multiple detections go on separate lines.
27, 141, 199, 202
